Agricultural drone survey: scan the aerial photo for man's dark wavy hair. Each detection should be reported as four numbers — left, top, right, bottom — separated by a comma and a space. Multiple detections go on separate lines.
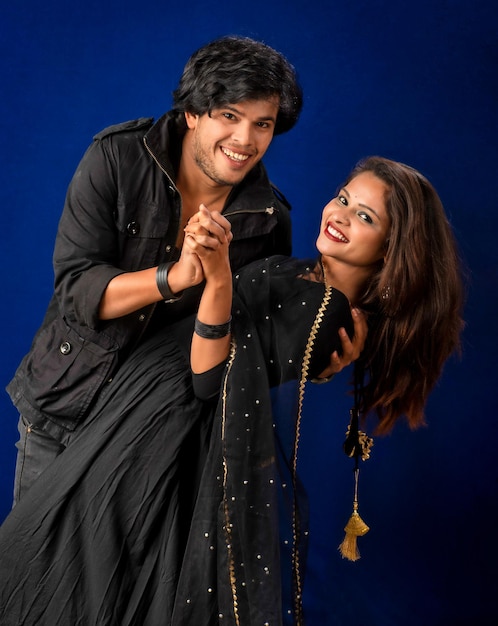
172, 36, 303, 135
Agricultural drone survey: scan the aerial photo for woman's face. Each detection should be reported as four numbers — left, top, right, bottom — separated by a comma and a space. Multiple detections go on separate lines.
316, 171, 391, 271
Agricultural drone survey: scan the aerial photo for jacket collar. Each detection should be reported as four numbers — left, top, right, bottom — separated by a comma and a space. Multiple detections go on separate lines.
143, 111, 184, 182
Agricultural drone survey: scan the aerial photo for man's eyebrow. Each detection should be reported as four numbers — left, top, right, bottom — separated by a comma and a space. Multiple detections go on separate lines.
222, 104, 276, 123
340, 187, 381, 220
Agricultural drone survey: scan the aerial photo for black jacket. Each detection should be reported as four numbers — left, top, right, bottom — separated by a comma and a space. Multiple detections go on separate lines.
7, 112, 292, 439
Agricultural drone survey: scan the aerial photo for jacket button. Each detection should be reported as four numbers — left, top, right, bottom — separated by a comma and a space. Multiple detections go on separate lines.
127, 221, 140, 235
165, 245, 172, 253
60, 341, 72, 355
138, 314, 146, 322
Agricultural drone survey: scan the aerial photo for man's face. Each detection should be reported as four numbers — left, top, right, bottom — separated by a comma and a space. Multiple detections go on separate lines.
184, 98, 279, 187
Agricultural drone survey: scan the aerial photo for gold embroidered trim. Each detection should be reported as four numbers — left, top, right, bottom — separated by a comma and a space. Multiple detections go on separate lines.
291, 284, 333, 624
220, 339, 240, 625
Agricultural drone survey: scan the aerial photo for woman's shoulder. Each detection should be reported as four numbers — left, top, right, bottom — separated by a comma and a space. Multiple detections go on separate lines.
234, 255, 316, 280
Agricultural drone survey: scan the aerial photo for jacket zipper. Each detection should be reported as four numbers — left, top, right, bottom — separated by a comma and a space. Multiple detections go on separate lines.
130, 136, 180, 349
223, 206, 276, 217
143, 136, 177, 189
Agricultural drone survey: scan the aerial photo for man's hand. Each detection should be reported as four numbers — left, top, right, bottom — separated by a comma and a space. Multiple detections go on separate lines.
185, 204, 233, 248
170, 204, 232, 290
183, 204, 232, 282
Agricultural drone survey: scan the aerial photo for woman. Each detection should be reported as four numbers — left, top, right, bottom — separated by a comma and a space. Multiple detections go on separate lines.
179, 156, 464, 624
0, 157, 463, 625
188, 155, 463, 434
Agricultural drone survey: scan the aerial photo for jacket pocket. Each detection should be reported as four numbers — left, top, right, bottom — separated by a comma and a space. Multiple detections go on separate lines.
114, 199, 170, 270
227, 208, 279, 240
226, 210, 281, 270
23, 316, 119, 430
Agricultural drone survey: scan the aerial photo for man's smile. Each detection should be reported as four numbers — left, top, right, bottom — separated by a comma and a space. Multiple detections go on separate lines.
221, 146, 250, 162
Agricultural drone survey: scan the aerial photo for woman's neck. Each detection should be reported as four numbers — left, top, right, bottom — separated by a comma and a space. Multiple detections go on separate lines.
319, 257, 373, 305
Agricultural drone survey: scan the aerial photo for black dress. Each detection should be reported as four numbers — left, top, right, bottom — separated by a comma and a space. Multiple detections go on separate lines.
0, 256, 353, 626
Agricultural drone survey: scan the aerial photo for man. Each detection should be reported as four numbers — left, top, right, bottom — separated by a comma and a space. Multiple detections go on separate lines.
7, 35, 365, 504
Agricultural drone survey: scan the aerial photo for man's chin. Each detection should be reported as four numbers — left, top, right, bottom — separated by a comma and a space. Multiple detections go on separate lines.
211, 172, 248, 187
217, 158, 256, 184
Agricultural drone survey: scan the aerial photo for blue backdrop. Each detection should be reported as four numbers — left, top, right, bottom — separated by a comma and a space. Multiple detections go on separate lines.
1, 1, 497, 624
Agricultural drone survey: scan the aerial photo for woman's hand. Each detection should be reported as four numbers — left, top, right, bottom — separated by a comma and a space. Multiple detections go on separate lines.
317, 307, 368, 378
168, 204, 232, 292
183, 204, 232, 283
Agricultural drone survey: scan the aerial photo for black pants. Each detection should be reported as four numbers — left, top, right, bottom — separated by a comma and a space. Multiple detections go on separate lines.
13, 415, 65, 506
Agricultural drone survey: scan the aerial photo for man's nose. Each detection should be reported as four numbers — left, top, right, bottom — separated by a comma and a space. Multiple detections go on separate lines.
231, 121, 253, 146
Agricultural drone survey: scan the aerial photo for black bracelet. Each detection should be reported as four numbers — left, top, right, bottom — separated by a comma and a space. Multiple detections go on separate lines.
194, 316, 232, 339
156, 262, 183, 303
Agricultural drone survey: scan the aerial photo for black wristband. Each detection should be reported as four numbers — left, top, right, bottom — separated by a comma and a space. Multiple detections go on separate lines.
194, 316, 232, 339
156, 262, 183, 303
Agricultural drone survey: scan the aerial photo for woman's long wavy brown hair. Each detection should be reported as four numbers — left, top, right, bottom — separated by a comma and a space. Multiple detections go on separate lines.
347, 157, 465, 434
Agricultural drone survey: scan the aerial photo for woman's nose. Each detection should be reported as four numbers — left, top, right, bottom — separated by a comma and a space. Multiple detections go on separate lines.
331, 207, 349, 224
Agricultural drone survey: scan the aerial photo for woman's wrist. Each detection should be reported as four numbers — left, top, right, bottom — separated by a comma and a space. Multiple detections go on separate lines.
194, 316, 232, 339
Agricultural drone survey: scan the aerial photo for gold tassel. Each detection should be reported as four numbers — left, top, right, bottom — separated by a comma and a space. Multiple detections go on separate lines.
338, 468, 369, 561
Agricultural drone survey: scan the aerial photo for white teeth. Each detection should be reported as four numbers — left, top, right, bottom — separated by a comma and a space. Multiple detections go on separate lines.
327, 225, 348, 242
221, 147, 249, 162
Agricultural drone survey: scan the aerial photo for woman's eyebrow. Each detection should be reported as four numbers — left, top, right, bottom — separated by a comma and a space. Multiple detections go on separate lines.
341, 186, 381, 220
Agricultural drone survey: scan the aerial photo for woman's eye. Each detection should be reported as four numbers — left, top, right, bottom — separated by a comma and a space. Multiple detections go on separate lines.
338, 195, 348, 206
358, 211, 373, 224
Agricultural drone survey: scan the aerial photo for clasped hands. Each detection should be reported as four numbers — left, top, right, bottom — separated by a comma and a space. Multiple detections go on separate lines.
179, 203, 232, 285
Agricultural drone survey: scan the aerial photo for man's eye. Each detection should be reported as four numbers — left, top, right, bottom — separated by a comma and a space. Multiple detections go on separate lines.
223, 113, 235, 120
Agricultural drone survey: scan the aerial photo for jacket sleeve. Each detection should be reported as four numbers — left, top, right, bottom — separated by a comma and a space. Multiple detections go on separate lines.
53, 137, 127, 330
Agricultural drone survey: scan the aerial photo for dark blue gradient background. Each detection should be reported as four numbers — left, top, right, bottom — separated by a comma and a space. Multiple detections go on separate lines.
1, 1, 496, 624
